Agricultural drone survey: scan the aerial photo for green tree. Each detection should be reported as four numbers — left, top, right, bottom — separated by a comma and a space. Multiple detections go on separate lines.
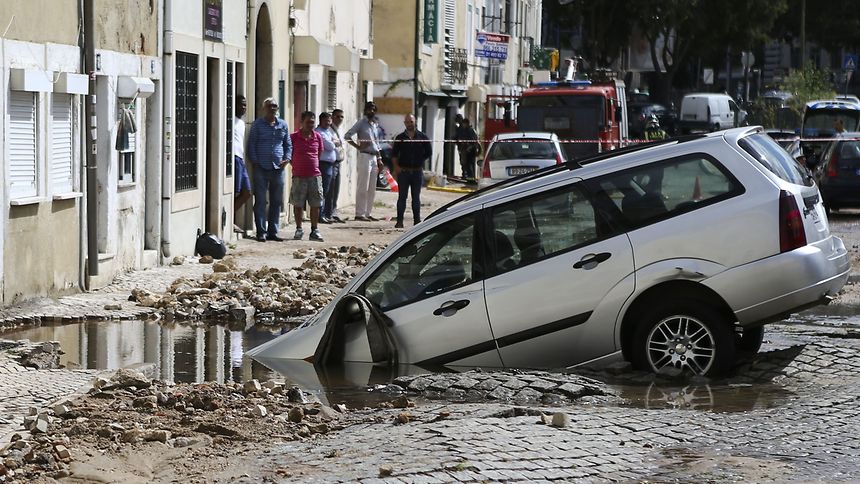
630, 0, 787, 103
543, 0, 634, 68
782, 66, 837, 118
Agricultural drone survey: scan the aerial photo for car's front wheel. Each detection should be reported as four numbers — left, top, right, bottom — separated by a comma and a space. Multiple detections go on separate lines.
631, 301, 736, 376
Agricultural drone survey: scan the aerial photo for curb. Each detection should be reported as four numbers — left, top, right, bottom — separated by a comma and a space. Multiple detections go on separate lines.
426, 183, 475, 194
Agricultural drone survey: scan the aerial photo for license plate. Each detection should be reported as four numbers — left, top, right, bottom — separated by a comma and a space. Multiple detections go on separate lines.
508, 166, 537, 176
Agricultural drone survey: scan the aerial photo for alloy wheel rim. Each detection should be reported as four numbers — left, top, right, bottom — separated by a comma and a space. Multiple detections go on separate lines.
646, 315, 716, 375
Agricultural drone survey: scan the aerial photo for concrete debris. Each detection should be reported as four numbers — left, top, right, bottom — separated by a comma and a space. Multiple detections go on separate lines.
551, 412, 570, 428
129, 245, 384, 324
2, 340, 62, 369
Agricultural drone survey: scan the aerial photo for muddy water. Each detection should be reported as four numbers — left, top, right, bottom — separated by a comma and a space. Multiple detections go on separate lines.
1, 320, 282, 385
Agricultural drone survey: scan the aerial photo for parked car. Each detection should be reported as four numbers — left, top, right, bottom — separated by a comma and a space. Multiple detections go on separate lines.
628, 102, 677, 138
815, 132, 860, 212
835, 94, 860, 105
249, 127, 849, 377
478, 132, 565, 189
679, 93, 746, 133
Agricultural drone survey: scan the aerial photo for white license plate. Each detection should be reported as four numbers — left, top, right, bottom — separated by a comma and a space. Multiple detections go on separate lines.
508, 166, 537, 176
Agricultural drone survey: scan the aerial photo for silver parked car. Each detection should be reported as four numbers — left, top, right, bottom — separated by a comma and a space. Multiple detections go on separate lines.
250, 127, 849, 376
478, 132, 565, 188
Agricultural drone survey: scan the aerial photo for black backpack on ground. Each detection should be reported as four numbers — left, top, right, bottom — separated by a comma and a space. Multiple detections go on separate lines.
195, 229, 227, 259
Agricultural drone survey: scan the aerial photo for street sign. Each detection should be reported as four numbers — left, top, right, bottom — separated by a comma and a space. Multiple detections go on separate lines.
424, 0, 438, 44
475, 32, 510, 61
843, 53, 858, 71
702, 68, 714, 85
741, 51, 755, 69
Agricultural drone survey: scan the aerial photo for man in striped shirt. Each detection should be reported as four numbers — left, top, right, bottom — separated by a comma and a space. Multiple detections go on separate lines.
246, 97, 292, 242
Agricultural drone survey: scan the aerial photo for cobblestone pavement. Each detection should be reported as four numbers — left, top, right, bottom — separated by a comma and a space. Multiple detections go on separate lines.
243, 325, 860, 483
0, 349, 97, 445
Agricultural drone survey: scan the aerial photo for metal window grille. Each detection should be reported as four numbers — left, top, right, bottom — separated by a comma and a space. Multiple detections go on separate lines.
226, 61, 233, 178
327, 70, 337, 111
175, 51, 199, 192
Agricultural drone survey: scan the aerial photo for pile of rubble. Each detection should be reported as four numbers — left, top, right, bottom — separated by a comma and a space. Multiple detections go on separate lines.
0, 368, 357, 481
1, 340, 62, 370
130, 245, 383, 325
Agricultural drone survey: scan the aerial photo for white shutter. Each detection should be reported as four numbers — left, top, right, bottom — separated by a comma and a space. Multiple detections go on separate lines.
51, 94, 74, 193
8, 91, 38, 199
442, 0, 456, 84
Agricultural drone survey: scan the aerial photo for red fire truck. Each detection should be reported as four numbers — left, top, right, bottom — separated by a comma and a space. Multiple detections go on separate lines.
482, 73, 630, 160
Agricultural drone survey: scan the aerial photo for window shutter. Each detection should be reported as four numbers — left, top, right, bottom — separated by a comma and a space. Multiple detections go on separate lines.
9, 91, 38, 199
327, 70, 337, 111
442, 0, 456, 84
51, 93, 74, 194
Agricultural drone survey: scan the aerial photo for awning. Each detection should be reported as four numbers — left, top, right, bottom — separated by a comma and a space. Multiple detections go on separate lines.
360, 58, 388, 82
334, 45, 359, 72
10, 68, 53, 92
117, 76, 155, 99
294, 36, 334, 67
54, 72, 89, 95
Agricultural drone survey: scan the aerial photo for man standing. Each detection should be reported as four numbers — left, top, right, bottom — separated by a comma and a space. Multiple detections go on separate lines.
345, 101, 384, 221
391, 114, 432, 228
246, 97, 292, 242
328, 109, 347, 223
289, 111, 325, 242
233, 95, 251, 222
454, 117, 480, 180
315, 112, 337, 224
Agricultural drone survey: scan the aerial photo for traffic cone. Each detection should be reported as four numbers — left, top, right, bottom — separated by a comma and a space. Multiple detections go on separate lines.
692, 176, 702, 201
385, 168, 399, 192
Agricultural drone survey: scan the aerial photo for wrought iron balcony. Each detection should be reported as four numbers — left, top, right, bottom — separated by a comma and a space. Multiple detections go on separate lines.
443, 48, 468, 86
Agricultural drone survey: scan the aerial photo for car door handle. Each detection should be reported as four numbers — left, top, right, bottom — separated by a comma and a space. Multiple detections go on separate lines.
433, 299, 470, 316
573, 252, 612, 269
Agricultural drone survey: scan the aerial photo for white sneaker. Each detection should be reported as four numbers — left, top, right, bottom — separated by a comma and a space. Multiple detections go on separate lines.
293, 228, 304, 240
309, 229, 324, 242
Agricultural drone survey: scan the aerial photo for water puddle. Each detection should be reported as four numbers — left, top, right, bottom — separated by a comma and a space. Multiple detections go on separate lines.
788, 304, 860, 327
2, 320, 798, 411
614, 380, 794, 412
1, 320, 282, 385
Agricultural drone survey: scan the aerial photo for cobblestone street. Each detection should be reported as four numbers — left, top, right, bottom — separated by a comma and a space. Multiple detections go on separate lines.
1, 191, 860, 482
251, 326, 860, 483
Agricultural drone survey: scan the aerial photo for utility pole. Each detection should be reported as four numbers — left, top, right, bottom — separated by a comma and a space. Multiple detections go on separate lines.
800, 0, 806, 69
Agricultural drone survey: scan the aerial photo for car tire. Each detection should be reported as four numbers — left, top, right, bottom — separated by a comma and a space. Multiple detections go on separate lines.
735, 325, 764, 355
631, 300, 736, 376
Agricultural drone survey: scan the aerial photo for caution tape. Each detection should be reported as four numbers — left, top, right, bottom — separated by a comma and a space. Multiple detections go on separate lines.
351, 135, 860, 145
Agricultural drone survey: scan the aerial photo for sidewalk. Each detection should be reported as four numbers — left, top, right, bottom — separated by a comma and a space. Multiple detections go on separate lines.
0, 187, 463, 331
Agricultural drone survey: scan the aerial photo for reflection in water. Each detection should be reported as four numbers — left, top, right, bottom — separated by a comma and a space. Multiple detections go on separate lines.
617, 381, 793, 413
1, 321, 283, 384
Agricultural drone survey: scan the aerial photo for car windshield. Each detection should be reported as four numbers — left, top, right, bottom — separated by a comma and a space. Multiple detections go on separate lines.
488, 139, 558, 160
738, 133, 811, 186
803, 110, 860, 134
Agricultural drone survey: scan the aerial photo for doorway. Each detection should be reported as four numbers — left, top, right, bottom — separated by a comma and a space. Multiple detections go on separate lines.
205, 57, 221, 236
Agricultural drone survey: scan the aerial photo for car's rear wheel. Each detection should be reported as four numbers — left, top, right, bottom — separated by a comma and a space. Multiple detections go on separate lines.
631, 301, 735, 376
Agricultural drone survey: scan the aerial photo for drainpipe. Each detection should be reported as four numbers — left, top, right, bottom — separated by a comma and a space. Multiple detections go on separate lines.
414, 0, 420, 118
148, 0, 164, 262
78, 0, 89, 290
161, 0, 174, 258
83, 0, 99, 277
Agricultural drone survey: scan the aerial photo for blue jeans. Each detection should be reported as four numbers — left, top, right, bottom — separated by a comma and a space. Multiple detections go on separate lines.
252, 167, 285, 236
396, 169, 423, 224
320, 161, 338, 219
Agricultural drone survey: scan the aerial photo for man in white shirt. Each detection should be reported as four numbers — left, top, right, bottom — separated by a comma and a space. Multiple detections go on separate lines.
233, 95, 251, 213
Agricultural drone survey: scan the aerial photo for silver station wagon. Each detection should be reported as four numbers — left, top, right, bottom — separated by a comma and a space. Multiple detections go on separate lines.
250, 127, 850, 376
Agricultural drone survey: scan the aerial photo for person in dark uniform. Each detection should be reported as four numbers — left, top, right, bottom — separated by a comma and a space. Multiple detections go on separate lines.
391, 114, 432, 228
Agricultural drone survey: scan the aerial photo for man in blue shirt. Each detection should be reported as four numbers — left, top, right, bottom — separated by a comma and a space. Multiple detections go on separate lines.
246, 97, 292, 242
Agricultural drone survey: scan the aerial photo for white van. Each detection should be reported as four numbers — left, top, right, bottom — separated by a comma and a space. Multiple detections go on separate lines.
679, 93, 745, 133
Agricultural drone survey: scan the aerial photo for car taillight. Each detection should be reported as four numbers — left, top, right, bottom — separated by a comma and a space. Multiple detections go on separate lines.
779, 190, 806, 253
481, 149, 492, 178
826, 149, 839, 177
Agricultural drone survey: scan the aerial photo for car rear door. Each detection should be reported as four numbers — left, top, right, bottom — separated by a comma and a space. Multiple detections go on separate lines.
482, 179, 635, 368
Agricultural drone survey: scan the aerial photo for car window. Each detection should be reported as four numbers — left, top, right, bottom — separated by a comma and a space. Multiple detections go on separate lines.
490, 184, 602, 273
738, 132, 811, 186
488, 139, 558, 160
363, 216, 475, 310
593, 155, 742, 226
839, 141, 860, 159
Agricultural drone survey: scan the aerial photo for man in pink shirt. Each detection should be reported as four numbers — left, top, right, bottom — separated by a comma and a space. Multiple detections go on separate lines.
289, 111, 325, 241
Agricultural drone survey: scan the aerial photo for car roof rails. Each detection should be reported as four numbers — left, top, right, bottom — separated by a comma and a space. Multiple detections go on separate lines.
427, 135, 705, 220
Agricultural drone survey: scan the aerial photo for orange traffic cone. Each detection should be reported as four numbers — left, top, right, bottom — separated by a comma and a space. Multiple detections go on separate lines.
692, 176, 702, 201
385, 168, 399, 192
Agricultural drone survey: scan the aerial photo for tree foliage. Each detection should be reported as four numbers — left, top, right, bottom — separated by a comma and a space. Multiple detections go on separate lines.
781, 66, 837, 118
542, 0, 634, 68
